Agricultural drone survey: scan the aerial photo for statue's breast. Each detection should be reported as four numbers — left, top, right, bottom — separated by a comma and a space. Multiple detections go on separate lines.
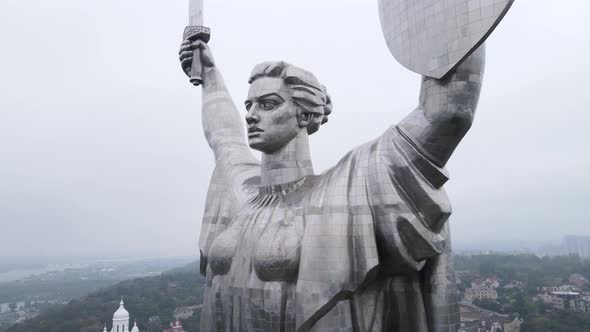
207, 191, 306, 282
253, 217, 303, 282
207, 224, 241, 276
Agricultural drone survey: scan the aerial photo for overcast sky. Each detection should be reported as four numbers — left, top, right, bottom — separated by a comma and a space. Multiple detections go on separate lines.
0, 0, 588, 262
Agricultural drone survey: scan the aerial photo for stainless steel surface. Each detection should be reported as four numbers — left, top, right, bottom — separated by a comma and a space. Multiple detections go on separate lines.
189, 0, 204, 26
378, 0, 513, 78
190, 54, 483, 331
177, 1, 513, 330
185, 0, 209, 86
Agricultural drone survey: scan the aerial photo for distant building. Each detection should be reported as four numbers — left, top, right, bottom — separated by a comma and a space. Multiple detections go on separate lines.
465, 287, 498, 302
163, 320, 185, 332
485, 277, 500, 289
459, 303, 518, 332
542, 285, 578, 293
472, 277, 500, 289
573, 298, 590, 313
479, 315, 503, 332
552, 291, 579, 308
538, 292, 564, 309
539, 291, 589, 312
457, 249, 532, 256
102, 299, 140, 332
563, 236, 590, 259
471, 279, 483, 288
569, 273, 588, 288
503, 281, 525, 290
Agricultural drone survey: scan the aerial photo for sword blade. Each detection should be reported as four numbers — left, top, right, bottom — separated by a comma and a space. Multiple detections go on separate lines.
189, 0, 204, 26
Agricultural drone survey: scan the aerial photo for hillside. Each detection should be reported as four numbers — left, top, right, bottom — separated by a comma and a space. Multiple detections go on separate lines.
5, 262, 205, 332
6, 254, 590, 331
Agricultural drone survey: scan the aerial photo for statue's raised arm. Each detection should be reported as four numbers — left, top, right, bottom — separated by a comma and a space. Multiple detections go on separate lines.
399, 46, 485, 167
179, 40, 261, 273
179, 40, 254, 163
379, 0, 515, 166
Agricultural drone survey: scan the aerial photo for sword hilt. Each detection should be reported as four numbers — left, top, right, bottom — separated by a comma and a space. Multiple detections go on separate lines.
183, 26, 211, 86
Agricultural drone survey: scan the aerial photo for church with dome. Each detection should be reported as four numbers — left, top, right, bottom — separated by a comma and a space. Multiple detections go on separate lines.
102, 299, 140, 332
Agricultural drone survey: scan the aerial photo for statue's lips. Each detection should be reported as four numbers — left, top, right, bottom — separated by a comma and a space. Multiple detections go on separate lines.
248, 127, 263, 137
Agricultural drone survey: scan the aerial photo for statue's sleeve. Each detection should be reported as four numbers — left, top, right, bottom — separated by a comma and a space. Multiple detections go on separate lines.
367, 125, 452, 274
197, 147, 260, 275
368, 125, 460, 329
295, 127, 454, 330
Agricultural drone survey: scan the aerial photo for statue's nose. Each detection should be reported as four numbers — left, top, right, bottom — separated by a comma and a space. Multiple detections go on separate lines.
246, 110, 260, 124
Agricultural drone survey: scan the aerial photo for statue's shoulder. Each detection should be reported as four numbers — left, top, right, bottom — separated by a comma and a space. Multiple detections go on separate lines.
206, 155, 261, 208
310, 137, 382, 194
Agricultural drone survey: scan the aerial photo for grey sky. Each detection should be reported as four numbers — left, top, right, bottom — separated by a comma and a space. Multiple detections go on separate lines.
0, 0, 588, 262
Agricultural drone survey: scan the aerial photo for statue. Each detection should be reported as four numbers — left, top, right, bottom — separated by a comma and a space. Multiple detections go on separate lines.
178, 1, 514, 331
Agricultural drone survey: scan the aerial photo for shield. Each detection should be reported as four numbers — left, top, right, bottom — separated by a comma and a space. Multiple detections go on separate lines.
378, 0, 514, 78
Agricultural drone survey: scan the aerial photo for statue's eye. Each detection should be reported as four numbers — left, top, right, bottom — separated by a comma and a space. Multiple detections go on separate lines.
260, 100, 277, 111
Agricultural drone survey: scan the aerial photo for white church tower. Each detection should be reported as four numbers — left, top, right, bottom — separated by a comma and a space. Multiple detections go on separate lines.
110, 299, 132, 332
101, 298, 140, 332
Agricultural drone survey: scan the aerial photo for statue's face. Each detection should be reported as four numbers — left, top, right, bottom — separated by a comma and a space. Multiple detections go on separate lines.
245, 77, 301, 154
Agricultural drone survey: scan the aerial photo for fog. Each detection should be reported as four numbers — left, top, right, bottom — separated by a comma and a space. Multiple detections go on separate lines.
0, 0, 588, 262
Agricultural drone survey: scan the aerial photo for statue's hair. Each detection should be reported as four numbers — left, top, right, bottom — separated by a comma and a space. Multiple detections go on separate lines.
248, 61, 332, 135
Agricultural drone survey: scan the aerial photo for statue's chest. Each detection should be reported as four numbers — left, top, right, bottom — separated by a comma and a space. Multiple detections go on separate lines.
208, 193, 306, 283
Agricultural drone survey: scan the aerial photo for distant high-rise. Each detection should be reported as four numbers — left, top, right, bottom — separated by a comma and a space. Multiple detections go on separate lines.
563, 236, 590, 259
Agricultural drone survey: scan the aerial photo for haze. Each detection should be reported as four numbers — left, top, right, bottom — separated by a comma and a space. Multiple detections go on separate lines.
0, 0, 588, 263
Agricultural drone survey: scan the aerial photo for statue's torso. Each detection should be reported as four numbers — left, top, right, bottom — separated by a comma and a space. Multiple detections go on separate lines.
205, 177, 313, 331
199, 127, 457, 331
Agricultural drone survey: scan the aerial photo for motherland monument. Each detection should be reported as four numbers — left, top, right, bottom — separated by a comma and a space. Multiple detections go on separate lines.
178, 0, 514, 331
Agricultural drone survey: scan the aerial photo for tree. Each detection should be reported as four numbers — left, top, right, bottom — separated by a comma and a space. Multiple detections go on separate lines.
8, 302, 17, 312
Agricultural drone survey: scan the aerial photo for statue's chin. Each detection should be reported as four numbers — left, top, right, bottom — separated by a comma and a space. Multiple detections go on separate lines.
248, 139, 267, 153
248, 139, 284, 154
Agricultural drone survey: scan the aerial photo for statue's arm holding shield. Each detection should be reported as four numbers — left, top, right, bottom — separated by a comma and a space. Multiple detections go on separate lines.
398, 46, 485, 168
384, 48, 485, 332
377, 1, 513, 330
378, 0, 514, 167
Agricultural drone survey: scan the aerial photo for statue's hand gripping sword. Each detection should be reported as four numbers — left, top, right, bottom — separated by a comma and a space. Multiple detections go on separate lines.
184, 0, 210, 86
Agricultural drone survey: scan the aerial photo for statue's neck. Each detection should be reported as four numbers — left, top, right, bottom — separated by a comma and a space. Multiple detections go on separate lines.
260, 131, 314, 187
